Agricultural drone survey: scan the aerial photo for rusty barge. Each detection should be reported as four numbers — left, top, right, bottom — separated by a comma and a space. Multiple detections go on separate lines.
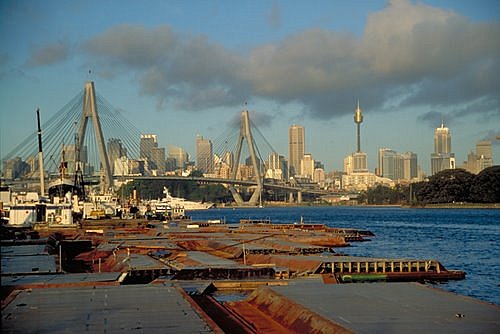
2, 218, 496, 334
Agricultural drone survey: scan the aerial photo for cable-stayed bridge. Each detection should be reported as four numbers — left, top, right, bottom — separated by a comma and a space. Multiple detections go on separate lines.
2, 81, 324, 205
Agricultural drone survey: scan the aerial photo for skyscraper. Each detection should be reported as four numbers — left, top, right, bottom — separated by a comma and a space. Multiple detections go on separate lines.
168, 145, 189, 169
288, 124, 305, 177
463, 140, 493, 174
107, 138, 127, 174
140, 134, 158, 161
430, 122, 455, 175
402, 152, 418, 180
196, 135, 213, 174
300, 153, 315, 179
378, 148, 418, 180
434, 123, 451, 154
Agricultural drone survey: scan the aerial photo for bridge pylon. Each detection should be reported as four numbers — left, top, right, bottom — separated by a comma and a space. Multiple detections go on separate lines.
229, 109, 263, 206
77, 81, 113, 192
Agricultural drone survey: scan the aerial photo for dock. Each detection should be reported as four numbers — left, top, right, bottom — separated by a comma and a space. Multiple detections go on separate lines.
2, 218, 497, 333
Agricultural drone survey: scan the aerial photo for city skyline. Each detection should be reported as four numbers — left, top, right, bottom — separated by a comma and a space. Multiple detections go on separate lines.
1, 0, 499, 173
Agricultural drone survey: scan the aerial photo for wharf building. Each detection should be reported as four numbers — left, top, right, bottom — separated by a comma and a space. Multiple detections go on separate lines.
461, 140, 493, 174
288, 124, 305, 177
430, 122, 455, 175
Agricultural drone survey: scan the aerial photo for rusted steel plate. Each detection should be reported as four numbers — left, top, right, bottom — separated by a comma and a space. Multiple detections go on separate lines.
228, 286, 354, 334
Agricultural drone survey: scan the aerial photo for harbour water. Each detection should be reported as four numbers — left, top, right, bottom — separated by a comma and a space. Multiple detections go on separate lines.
191, 206, 500, 305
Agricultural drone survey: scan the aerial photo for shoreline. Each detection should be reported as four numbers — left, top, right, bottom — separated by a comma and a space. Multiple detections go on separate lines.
215, 202, 500, 209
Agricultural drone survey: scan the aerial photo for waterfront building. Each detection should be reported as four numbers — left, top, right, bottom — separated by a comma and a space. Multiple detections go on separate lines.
288, 124, 305, 177
342, 171, 394, 191
430, 122, 455, 175
196, 135, 214, 174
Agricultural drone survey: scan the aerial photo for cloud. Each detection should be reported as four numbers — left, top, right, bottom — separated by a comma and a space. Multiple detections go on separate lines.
26, 40, 70, 67
83, 25, 248, 110
78, 0, 500, 126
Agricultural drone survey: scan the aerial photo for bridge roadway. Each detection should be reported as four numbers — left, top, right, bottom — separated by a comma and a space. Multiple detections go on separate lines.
117, 175, 330, 196
3, 175, 331, 197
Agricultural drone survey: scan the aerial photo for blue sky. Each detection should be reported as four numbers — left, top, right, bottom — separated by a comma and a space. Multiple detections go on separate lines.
1, 0, 499, 173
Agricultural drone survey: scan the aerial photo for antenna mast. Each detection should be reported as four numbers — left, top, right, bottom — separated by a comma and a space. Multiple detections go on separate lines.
36, 108, 45, 196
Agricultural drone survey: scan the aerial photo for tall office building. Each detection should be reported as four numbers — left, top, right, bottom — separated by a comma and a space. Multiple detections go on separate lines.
108, 138, 127, 174
430, 122, 455, 175
402, 152, 418, 180
140, 134, 158, 161
265, 152, 287, 180
151, 147, 166, 174
352, 152, 368, 172
168, 145, 189, 169
196, 135, 213, 174
463, 140, 493, 174
300, 153, 315, 179
288, 124, 305, 177
434, 123, 451, 154
343, 155, 354, 175
378, 148, 418, 181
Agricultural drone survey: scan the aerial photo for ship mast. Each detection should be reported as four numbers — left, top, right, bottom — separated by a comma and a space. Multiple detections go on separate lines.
36, 108, 45, 196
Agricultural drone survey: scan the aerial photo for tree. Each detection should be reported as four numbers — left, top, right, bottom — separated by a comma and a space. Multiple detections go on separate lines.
469, 166, 500, 203
415, 169, 475, 203
365, 184, 407, 205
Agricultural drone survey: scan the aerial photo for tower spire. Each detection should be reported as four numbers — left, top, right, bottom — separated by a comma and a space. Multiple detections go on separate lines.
354, 100, 363, 153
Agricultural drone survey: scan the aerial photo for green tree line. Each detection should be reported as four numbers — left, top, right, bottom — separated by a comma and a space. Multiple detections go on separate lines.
360, 166, 500, 205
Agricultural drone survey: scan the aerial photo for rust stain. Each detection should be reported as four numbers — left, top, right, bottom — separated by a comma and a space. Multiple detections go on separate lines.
228, 287, 354, 334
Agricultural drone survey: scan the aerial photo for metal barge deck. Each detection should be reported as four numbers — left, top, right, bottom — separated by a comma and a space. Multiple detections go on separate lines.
2, 219, 488, 333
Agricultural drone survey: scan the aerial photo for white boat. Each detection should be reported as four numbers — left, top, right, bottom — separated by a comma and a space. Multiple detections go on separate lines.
161, 187, 213, 210
5, 191, 75, 227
